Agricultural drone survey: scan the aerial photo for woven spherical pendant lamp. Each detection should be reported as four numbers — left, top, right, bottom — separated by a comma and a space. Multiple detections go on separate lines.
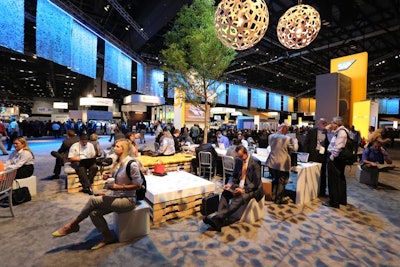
214, 0, 269, 50
277, 4, 321, 49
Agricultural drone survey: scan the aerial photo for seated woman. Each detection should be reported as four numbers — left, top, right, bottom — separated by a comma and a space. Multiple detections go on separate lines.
125, 132, 139, 157
360, 140, 393, 187
157, 130, 175, 156
90, 133, 102, 157
4, 137, 34, 179
52, 139, 144, 250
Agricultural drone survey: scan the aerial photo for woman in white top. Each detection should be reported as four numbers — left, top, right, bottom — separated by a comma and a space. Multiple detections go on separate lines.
5, 137, 34, 179
158, 130, 175, 156
52, 139, 143, 250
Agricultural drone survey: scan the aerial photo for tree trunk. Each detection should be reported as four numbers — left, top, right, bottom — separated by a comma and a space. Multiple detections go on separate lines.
203, 103, 210, 143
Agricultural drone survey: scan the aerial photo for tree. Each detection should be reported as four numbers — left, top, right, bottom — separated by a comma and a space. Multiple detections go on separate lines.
161, 0, 236, 143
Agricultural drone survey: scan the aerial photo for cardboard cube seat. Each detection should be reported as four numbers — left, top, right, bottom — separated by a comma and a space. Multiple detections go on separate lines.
240, 197, 265, 224
262, 177, 272, 201
356, 165, 379, 187
113, 201, 151, 242
14, 176, 37, 197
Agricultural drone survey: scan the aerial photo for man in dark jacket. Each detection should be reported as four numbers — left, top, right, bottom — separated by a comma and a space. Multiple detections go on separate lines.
203, 145, 264, 231
50, 129, 79, 179
191, 136, 218, 176
302, 118, 329, 196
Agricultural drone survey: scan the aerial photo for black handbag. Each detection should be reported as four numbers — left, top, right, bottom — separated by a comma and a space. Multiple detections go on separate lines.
200, 193, 219, 216
11, 181, 32, 205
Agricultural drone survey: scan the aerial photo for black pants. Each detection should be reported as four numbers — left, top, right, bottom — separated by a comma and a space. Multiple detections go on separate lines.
51, 151, 64, 176
269, 168, 289, 202
7, 132, 18, 150
216, 190, 248, 224
73, 163, 98, 189
327, 158, 347, 207
316, 153, 328, 196
16, 164, 34, 179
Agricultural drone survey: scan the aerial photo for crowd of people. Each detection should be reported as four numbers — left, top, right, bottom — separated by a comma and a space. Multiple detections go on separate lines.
0, 116, 397, 245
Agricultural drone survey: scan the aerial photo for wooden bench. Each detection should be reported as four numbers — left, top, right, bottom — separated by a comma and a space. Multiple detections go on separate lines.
14, 176, 37, 197
64, 163, 111, 193
112, 201, 151, 242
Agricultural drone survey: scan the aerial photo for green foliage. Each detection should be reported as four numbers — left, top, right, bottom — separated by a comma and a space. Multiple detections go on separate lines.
161, 0, 236, 106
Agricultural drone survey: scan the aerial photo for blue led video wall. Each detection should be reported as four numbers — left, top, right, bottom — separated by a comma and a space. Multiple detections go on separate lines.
250, 88, 266, 109
228, 84, 248, 107
104, 41, 132, 90
0, 0, 24, 53
216, 82, 226, 104
70, 21, 97, 78
378, 98, 399, 114
36, 0, 97, 78
151, 69, 164, 97
268, 92, 282, 111
282, 95, 292, 112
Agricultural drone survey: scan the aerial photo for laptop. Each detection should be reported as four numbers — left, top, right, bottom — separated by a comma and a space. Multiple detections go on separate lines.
79, 158, 97, 167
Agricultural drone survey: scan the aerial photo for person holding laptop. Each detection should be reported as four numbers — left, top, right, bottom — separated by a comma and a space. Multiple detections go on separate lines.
68, 134, 97, 195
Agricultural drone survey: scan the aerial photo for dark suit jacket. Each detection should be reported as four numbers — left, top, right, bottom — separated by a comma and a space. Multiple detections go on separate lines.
195, 143, 218, 167
228, 156, 264, 202
302, 127, 329, 162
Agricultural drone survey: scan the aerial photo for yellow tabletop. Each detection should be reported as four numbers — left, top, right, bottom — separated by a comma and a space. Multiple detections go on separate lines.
138, 153, 195, 167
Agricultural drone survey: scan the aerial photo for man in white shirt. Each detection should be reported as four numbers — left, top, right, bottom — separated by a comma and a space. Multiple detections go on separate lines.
324, 116, 349, 208
68, 134, 97, 195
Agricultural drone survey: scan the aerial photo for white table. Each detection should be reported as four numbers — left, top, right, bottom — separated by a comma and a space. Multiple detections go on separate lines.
144, 171, 215, 225
289, 162, 321, 205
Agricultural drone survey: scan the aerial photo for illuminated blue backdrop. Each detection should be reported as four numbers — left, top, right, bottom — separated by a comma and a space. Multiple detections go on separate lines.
0, 0, 24, 53
269, 92, 282, 111
250, 88, 266, 109
228, 84, 248, 107
104, 41, 132, 90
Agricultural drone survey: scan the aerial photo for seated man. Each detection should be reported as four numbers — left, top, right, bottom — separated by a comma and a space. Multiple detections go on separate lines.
216, 131, 230, 149
203, 145, 264, 231
360, 140, 393, 187
191, 136, 218, 176
68, 134, 97, 195
50, 129, 80, 179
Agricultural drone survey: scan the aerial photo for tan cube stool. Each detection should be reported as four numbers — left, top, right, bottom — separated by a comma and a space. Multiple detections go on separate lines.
240, 198, 265, 224
113, 201, 151, 242
14, 176, 37, 197
262, 177, 272, 201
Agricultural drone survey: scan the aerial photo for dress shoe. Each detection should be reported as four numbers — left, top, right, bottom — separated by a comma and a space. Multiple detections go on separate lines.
208, 216, 222, 232
322, 201, 339, 209
52, 224, 80, 237
274, 198, 288, 205
203, 216, 213, 225
82, 188, 94, 195
51, 175, 60, 180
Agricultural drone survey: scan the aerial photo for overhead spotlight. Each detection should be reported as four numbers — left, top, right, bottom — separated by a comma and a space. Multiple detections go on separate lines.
104, 4, 110, 12
125, 25, 130, 31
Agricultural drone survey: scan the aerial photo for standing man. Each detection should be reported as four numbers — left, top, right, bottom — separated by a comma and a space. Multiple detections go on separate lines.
203, 145, 264, 231
138, 121, 147, 144
302, 118, 329, 196
7, 118, 19, 151
0, 120, 9, 156
325, 116, 348, 208
68, 134, 97, 195
266, 123, 298, 204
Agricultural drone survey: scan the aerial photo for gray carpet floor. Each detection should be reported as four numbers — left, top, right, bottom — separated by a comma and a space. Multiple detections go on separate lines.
1, 135, 400, 267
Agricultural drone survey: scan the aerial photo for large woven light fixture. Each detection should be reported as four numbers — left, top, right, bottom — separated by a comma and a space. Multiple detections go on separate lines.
214, 0, 269, 51
277, 3, 321, 49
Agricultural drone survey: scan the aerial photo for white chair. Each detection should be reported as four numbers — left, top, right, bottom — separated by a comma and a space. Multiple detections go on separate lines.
222, 156, 235, 184
0, 169, 18, 217
198, 151, 215, 180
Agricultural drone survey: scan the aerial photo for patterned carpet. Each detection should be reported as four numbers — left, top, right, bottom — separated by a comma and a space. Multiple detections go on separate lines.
0, 136, 399, 267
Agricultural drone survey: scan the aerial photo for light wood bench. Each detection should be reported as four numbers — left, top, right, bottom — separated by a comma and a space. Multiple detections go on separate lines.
64, 163, 111, 193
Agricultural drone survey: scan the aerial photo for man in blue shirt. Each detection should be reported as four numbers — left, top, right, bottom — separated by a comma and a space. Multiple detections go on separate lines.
360, 140, 393, 187
216, 131, 230, 149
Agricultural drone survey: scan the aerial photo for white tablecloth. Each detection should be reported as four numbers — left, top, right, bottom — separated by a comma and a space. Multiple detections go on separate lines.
291, 162, 321, 205
145, 171, 214, 204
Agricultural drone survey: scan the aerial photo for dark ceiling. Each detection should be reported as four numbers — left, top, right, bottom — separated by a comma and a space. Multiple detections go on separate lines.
1, 0, 399, 115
